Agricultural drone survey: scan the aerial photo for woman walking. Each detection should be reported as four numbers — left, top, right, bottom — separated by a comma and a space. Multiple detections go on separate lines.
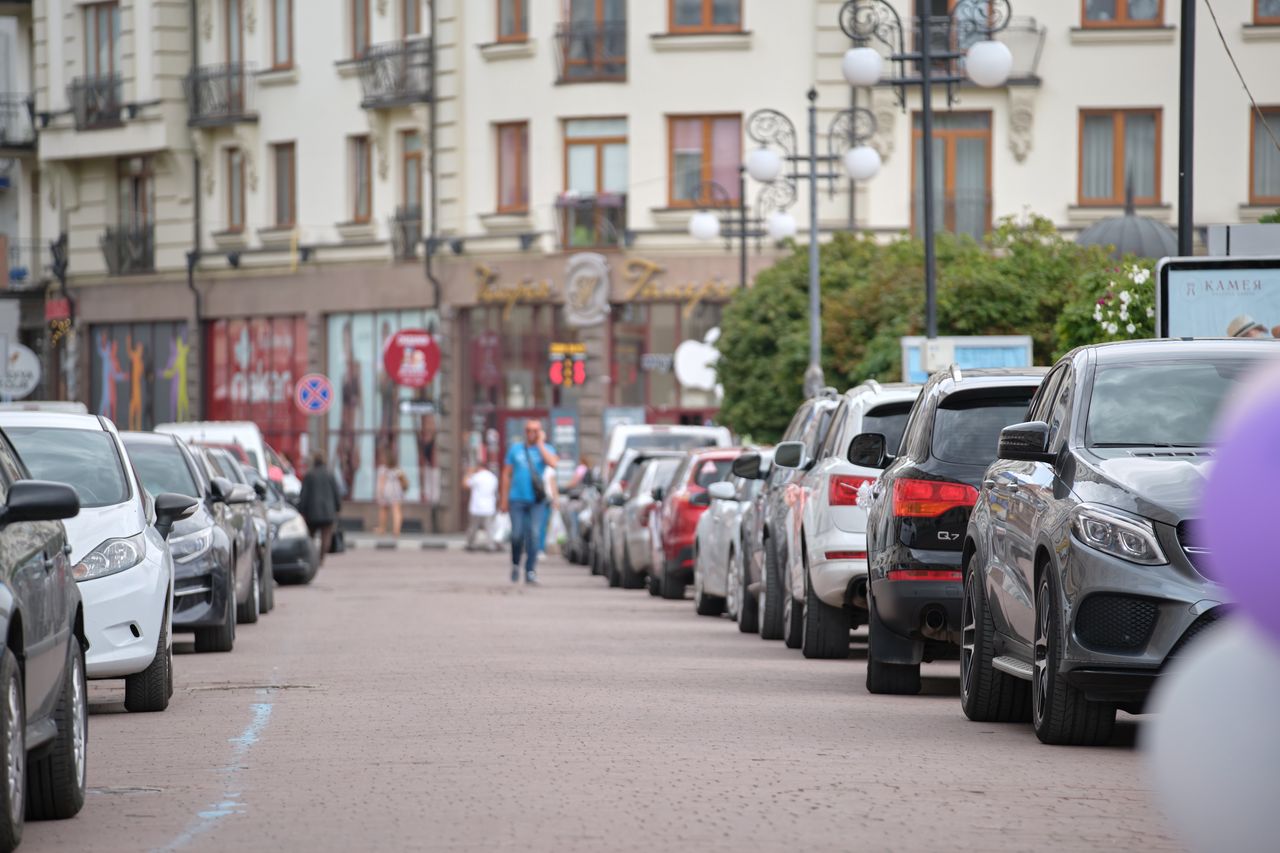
375, 442, 405, 536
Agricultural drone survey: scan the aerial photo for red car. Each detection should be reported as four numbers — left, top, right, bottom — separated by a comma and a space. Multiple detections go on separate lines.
650, 447, 741, 600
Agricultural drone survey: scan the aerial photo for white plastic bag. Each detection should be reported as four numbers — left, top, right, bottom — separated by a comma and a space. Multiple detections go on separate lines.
548, 508, 567, 546
492, 511, 512, 544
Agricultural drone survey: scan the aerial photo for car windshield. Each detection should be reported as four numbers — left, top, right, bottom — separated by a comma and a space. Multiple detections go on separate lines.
624, 434, 719, 452
689, 458, 733, 489
9, 427, 130, 508
1085, 358, 1257, 447
931, 394, 1035, 466
123, 441, 200, 498
862, 403, 913, 456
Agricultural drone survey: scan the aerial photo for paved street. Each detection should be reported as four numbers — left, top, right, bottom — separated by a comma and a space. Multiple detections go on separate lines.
25, 549, 1179, 852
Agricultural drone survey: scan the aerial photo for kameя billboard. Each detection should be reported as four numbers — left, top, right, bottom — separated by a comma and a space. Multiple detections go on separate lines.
1157, 257, 1280, 339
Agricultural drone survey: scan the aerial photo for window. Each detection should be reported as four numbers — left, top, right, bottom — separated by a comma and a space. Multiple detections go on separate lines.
1078, 108, 1161, 206
1082, 0, 1163, 27
498, 0, 528, 40
117, 157, 154, 230
350, 135, 372, 222
273, 142, 296, 227
227, 147, 245, 232
668, 115, 741, 206
563, 118, 627, 247
6, 428, 129, 509
670, 0, 741, 33
1251, 108, 1280, 204
912, 111, 992, 239
84, 2, 121, 78
497, 121, 529, 213
560, 0, 627, 82
1259, 0, 1280, 24
402, 130, 423, 210
226, 0, 243, 63
352, 0, 371, 57
272, 0, 293, 68
403, 0, 421, 36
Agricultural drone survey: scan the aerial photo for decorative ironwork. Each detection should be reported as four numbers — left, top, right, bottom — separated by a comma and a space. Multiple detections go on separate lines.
67, 74, 123, 131
358, 40, 432, 109
746, 109, 798, 162
185, 63, 257, 126
746, 104, 878, 205
100, 225, 155, 276
555, 21, 627, 83
0, 96, 34, 148
557, 192, 626, 249
390, 205, 423, 260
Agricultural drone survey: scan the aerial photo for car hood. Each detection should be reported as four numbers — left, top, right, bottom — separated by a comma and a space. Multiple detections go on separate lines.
1074, 450, 1211, 526
63, 500, 146, 563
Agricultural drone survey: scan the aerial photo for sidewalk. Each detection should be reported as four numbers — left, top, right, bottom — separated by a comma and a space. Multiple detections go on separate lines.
344, 532, 468, 552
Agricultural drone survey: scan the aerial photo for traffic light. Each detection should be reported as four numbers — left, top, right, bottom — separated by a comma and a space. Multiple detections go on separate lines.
549, 342, 587, 388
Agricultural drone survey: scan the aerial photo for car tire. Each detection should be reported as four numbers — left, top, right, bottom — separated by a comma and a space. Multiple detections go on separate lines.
1032, 573, 1116, 746
589, 540, 603, 577
660, 561, 686, 600
693, 564, 725, 616
26, 640, 87, 822
606, 545, 621, 588
734, 551, 759, 635
238, 555, 260, 625
0, 648, 25, 849
647, 570, 662, 597
259, 548, 275, 614
801, 564, 851, 660
620, 547, 645, 590
866, 598, 921, 695
194, 583, 236, 653
961, 561, 1030, 723
124, 621, 171, 713
725, 548, 740, 620
782, 586, 804, 650
758, 538, 785, 641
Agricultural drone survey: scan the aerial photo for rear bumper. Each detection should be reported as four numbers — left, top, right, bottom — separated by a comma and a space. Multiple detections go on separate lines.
869, 576, 963, 644
662, 546, 695, 584
810, 556, 868, 609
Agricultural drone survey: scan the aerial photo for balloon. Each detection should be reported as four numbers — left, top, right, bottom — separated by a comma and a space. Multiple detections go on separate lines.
1142, 618, 1280, 853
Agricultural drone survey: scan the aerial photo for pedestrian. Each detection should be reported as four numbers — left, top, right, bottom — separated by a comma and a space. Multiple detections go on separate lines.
499, 419, 559, 584
464, 463, 500, 551
375, 442, 405, 536
539, 464, 560, 555
299, 450, 342, 564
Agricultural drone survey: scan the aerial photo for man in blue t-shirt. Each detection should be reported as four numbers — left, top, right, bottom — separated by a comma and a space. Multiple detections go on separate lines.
500, 419, 559, 583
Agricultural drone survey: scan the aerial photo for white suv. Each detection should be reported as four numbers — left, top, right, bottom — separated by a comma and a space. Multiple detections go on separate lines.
772, 381, 921, 659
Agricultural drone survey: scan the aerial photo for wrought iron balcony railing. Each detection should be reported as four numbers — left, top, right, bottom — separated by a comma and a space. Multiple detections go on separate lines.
0, 96, 35, 149
390, 206, 423, 260
68, 74, 123, 131
4, 238, 46, 288
555, 20, 627, 83
185, 63, 257, 127
100, 225, 155, 275
358, 40, 432, 109
557, 193, 626, 249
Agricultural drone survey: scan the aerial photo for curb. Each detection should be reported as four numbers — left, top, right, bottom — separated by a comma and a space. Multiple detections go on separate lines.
346, 538, 456, 552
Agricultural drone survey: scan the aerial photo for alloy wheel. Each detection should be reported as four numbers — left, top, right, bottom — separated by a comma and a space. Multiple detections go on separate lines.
960, 571, 978, 700
252, 558, 261, 615
6, 675, 22, 823
1033, 579, 1050, 725
71, 652, 86, 790
726, 551, 740, 620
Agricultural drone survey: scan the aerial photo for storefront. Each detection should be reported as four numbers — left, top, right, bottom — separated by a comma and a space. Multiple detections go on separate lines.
88, 320, 193, 429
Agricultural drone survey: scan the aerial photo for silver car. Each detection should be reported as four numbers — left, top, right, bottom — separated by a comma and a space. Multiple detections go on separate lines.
614, 456, 683, 590
602, 450, 683, 589
692, 468, 762, 617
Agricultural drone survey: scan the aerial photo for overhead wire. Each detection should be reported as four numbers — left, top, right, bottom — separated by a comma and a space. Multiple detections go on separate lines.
1202, 0, 1280, 156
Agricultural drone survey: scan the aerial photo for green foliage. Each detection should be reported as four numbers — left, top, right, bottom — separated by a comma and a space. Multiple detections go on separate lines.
1260, 208, 1280, 224
1054, 261, 1157, 355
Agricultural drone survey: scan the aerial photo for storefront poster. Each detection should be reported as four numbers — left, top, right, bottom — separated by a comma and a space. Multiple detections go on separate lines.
550, 407, 580, 486
90, 321, 191, 430
1160, 260, 1280, 339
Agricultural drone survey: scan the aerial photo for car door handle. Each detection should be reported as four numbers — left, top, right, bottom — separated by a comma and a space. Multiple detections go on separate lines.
983, 479, 996, 489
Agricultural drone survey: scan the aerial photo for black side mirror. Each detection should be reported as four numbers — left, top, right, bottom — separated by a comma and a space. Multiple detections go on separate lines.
253, 481, 268, 500
998, 422, 1054, 463
689, 490, 712, 507
155, 492, 199, 541
1, 480, 80, 525
651, 486, 665, 502
773, 441, 807, 470
731, 452, 762, 480
848, 433, 889, 469
208, 476, 233, 503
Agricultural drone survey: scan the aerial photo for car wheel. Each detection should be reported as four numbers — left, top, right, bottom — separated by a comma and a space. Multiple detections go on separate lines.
620, 546, 645, 590
259, 548, 275, 614
735, 550, 759, 635
124, 621, 171, 713
238, 554, 260, 625
195, 579, 236, 653
960, 560, 1030, 723
1032, 573, 1116, 746
660, 560, 686, 600
589, 540, 603, 577
0, 649, 25, 849
759, 539, 785, 641
693, 563, 725, 616
26, 639, 87, 821
782, 587, 804, 650
801, 556, 851, 660
606, 544, 621, 588
725, 549, 740, 620
866, 597, 921, 695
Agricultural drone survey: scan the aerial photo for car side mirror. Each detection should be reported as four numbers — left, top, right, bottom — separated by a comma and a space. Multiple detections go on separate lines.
208, 476, 233, 503
689, 490, 712, 507
708, 481, 736, 502
848, 433, 889, 469
154, 492, 199, 541
773, 441, 808, 470
607, 492, 626, 507
227, 484, 257, 505
998, 421, 1054, 463
731, 452, 761, 480
253, 481, 268, 500
651, 486, 665, 502
1, 480, 80, 525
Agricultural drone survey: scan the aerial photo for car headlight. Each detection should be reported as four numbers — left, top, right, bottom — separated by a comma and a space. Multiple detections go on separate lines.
1070, 504, 1167, 566
279, 515, 308, 539
168, 527, 215, 565
74, 533, 147, 581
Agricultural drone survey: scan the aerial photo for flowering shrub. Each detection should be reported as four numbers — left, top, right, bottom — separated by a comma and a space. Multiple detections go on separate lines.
1056, 259, 1158, 354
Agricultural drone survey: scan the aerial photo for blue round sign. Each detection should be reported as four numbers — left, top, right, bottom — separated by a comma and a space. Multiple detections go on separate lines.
294, 373, 333, 416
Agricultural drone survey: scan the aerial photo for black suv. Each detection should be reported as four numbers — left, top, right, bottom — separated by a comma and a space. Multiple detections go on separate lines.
961, 339, 1279, 745
857, 367, 1046, 694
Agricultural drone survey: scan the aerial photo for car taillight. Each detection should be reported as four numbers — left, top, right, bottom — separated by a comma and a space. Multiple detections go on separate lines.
887, 569, 963, 582
829, 475, 874, 506
825, 551, 867, 561
892, 479, 978, 517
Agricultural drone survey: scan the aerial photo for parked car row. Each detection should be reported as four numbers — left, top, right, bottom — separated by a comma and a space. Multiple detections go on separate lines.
0, 411, 321, 849
568, 338, 1273, 748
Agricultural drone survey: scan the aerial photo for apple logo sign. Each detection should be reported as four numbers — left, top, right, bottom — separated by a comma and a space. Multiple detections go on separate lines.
674, 327, 723, 400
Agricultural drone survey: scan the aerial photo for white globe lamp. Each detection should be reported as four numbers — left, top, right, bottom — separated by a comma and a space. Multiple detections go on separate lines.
843, 145, 882, 182
965, 39, 1013, 88
766, 211, 798, 241
841, 46, 883, 87
745, 147, 783, 183
688, 210, 721, 241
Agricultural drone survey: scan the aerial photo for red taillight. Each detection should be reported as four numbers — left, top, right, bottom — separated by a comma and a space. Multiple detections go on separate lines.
892, 479, 978, 517
825, 551, 867, 561
887, 569, 963, 582
829, 475, 874, 506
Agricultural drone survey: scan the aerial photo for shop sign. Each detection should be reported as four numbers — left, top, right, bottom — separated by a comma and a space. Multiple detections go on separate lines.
640, 353, 673, 372
44, 297, 71, 322
0, 343, 41, 400
603, 406, 646, 440
674, 328, 722, 394
548, 341, 587, 388
382, 328, 441, 388
622, 258, 736, 318
475, 262, 554, 320
564, 253, 611, 328
550, 407, 580, 485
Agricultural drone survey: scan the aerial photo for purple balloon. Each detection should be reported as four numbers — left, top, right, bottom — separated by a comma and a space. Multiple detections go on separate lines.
1202, 388, 1280, 647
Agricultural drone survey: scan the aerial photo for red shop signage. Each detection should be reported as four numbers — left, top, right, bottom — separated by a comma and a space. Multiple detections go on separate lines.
382, 328, 441, 388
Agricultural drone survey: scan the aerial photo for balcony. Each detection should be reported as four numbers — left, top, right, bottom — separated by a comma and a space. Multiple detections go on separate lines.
390, 206, 423, 260
185, 63, 257, 127
358, 40, 432, 109
100, 225, 155, 275
555, 21, 627, 83
0, 96, 34, 149
2, 238, 46, 288
557, 193, 626, 249
67, 74, 123, 131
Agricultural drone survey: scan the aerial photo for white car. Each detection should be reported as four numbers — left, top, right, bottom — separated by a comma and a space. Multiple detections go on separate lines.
691, 469, 762, 617
156, 420, 302, 499
602, 423, 732, 486
0, 413, 194, 712
772, 381, 922, 659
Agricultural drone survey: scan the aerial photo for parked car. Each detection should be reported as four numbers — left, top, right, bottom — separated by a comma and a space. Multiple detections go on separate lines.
0, 427, 86, 843
858, 367, 1047, 695
613, 455, 683, 590
601, 449, 683, 587
257, 473, 318, 585
0, 412, 196, 713
650, 447, 740, 600
157, 421, 301, 499
772, 381, 921, 658
602, 423, 732, 488
562, 470, 600, 566
190, 446, 267, 624
727, 448, 774, 632
755, 390, 843, 641
961, 339, 1276, 745
208, 450, 275, 615
691, 461, 761, 617
121, 432, 253, 653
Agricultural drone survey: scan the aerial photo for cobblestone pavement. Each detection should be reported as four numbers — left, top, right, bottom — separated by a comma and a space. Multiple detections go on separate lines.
24, 549, 1180, 852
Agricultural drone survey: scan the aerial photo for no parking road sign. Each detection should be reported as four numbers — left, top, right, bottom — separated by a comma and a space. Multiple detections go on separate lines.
295, 373, 334, 416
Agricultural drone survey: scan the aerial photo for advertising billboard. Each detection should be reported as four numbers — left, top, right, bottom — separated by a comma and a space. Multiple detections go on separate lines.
1157, 257, 1280, 339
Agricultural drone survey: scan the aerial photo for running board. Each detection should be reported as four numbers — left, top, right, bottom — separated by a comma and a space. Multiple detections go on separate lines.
992, 655, 1034, 681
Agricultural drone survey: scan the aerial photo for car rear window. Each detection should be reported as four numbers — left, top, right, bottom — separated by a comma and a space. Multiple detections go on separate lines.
624, 434, 719, 452
9, 427, 130, 508
931, 392, 1034, 466
687, 458, 733, 489
862, 402, 913, 456
123, 440, 200, 499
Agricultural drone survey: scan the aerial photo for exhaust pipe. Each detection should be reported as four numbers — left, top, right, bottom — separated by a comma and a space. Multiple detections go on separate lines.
922, 607, 947, 635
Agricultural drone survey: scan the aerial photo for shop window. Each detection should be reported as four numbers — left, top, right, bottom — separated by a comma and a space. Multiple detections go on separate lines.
609, 301, 725, 419
1251, 107, 1280, 205
1081, 0, 1163, 27
668, 115, 741, 207
1078, 108, 1161, 206
670, 0, 741, 33
90, 322, 193, 429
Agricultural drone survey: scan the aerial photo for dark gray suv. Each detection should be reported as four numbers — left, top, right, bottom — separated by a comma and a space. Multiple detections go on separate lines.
961, 339, 1280, 745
